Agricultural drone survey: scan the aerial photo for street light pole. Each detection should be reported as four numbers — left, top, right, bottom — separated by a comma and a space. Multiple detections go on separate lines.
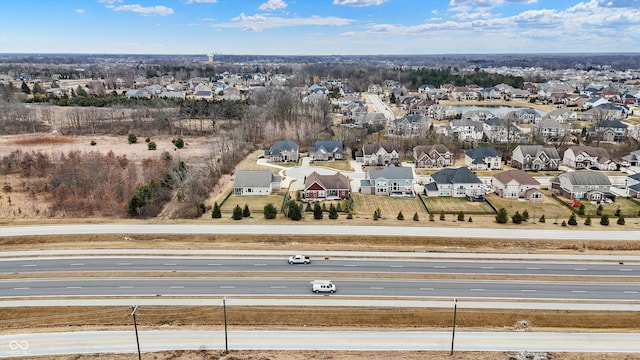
223, 298, 229, 354
450, 298, 457, 356
131, 305, 142, 360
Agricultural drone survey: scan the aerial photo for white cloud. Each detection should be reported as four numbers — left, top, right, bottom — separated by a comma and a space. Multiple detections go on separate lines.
75, 8, 86, 14
259, 0, 287, 11
215, 13, 353, 31
185, 0, 218, 3
107, 4, 174, 16
97, 0, 122, 3
333, 0, 389, 6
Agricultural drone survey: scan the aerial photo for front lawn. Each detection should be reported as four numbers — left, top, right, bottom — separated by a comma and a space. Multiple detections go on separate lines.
220, 192, 287, 215
352, 193, 428, 219
486, 192, 572, 222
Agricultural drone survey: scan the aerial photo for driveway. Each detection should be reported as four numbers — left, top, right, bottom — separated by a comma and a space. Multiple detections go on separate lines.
284, 157, 365, 192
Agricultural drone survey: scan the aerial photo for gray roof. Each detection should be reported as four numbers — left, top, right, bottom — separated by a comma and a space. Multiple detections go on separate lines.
234, 170, 278, 187
515, 145, 560, 160
553, 171, 611, 186
265, 140, 299, 156
368, 165, 413, 180
466, 146, 500, 160
309, 140, 343, 154
430, 167, 482, 184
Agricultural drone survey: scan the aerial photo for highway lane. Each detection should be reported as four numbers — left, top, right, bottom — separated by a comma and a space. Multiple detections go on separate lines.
1, 256, 638, 277
2, 278, 638, 301
2, 223, 639, 240
2, 330, 639, 356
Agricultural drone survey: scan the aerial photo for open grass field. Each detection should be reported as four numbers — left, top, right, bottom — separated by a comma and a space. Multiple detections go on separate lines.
351, 193, 429, 219
310, 158, 354, 171
553, 195, 640, 218
220, 192, 287, 214
423, 195, 495, 214
485, 192, 573, 221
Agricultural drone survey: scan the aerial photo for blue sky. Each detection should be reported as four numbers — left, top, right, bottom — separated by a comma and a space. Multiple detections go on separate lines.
1, 0, 638, 55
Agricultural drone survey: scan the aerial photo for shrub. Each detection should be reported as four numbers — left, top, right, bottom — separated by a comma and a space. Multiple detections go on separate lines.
127, 133, 137, 144
172, 137, 185, 149
287, 201, 302, 221
212, 202, 221, 218
373, 209, 380, 221
346, 211, 353, 219
397, 211, 404, 220
496, 208, 508, 224
145, 137, 150, 143
263, 203, 277, 219
468, 217, 472, 223
329, 204, 338, 219
539, 214, 545, 223
232, 205, 243, 220
147, 141, 157, 150
457, 211, 464, 221
614, 207, 621, 217
429, 213, 435, 221
90, 140, 97, 146
243, 204, 251, 218
584, 215, 591, 226
600, 214, 609, 226
439, 210, 445, 221
522, 210, 529, 222
617, 214, 625, 225
568, 213, 577, 226
578, 203, 585, 216
561, 220, 567, 227
413, 212, 419, 221
197, 203, 206, 216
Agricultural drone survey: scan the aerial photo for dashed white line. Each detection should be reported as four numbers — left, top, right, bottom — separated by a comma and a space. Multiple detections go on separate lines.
343, 265, 357, 267
420, 288, 434, 291
22, 264, 37, 267
270, 286, 287, 289
369, 287, 384, 290
571, 290, 587, 293
481, 267, 494, 269
169, 286, 184, 289
66, 286, 82, 289
521, 289, 536, 292
163, 263, 177, 266
207, 264, 223, 266
13, 287, 30, 290
526, 267, 540, 270
433, 266, 447, 269
623, 291, 638, 294
117, 263, 131, 266
573, 268, 587, 271
253, 264, 267, 266
119, 286, 134, 289
220, 286, 235, 289
69, 263, 85, 266
619, 269, 632, 272
390, 265, 403, 268
469, 288, 485, 291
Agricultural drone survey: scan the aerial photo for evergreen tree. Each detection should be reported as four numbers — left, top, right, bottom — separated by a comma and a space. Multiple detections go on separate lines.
346, 211, 353, 219
439, 210, 445, 221
373, 209, 380, 220
596, 204, 604, 216
128, 133, 137, 144
313, 202, 323, 220
232, 205, 243, 220
211, 202, 221, 218
614, 207, 621, 217
305, 202, 312, 212
522, 210, 529, 222
578, 203, 585, 216
397, 211, 404, 220
263, 203, 277, 219
496, 208, 509, 224
511, 211, 523, 224
336, 202, 342, 212
600, 214, 609, 226
584, 215, 592, 226
457, 211, 464, 221
539, 214, 546, 223
413, 212, 419, 221
617, 214, 625, 225
243, 204, 251, 217
468, 217, 473, 223
568, 213, 577, 226
328, 204, 338, 219
287, 201, 302, 221
21, 81, 30, 94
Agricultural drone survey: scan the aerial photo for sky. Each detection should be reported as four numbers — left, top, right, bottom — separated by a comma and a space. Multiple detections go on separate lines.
0, 0, 639, 55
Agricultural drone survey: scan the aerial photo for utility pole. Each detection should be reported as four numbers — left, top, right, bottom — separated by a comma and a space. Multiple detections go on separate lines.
223, 298, 229, 354
131, 305, 142, 360
450, 298, 457, 356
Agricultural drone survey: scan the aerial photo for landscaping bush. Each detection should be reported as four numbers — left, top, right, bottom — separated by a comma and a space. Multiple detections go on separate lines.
232, 205, 243, 220
263, 203, 277, 219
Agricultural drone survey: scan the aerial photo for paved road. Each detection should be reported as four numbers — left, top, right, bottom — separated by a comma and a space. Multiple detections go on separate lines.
2, 330, 639, 357
2, 256, 638, 277
2, 278, 638, 301
1, 224, 638, 240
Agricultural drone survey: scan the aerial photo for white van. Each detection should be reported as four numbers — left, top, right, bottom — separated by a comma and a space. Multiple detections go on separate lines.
311, 280, 336, 293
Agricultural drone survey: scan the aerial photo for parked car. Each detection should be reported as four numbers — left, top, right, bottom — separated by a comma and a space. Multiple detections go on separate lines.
288, 255, 311, 264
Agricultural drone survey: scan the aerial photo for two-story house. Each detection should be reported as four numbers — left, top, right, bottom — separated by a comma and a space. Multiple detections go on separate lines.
562, 146, 617, 171
361, 142, 400, 166
308, 140, 344, 161
424, 167, 485, 200
511, 145, 561, 171
360, 165, 414, 196
265, 140, 299, 163
413, 144, 453, 168
491, 169, 543, 201
549, 171, 612, 201
465, 146, 502, 171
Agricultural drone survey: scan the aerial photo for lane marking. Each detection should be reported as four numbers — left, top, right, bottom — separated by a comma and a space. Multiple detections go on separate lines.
119, 286, 134, 289
623, 291, 638, 294
253, 264, 267, 266
69, 263, 85, 266
66, 286, 82, 289
270, 286, 287, 289
369, 287, 384, 290
521, 289, 536, 292
390, 265, 403, 268
163, 263, 177, 266
571, 290, 587, 293
420, 288, 434, 291
573, 268, 587, 271
526, 267, 540, 270
220, 286, 235, 289
469, 288, 484, 291
207, 264, 223, 266
170, 286, 184, 289
343, 265, 357, 267
13, 287, 30, 290
22, 264, 37, 267
117, 263, 131, 266
619, 269, 632, 272
481, 266, 494, 269
433, 266, 447, 269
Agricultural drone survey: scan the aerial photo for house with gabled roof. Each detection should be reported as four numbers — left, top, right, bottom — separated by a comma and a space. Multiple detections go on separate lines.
233, 170, 281, 196
511, 145, 561, 171
587, 119, 628, 143
542, 108, 578, 123
413, 144, 453, 169
303, 171, 350, 201
424, 167, 485, 200
361, 142, 400, 166
507, 108, 542, 124
562, 146, 616, 171
534, 119, 571, 143
388, 114, 429, 138
492, 169, 543, 201
360, 165, 414, 196
583, 96, 609, 110
265, 140, 299, 163
465, 146, 502, 171
626, 173, 640, 198
309, 140, 344, 161
549, 171, 612, 201
621, 149, 640, 167
449, 118, 484, 142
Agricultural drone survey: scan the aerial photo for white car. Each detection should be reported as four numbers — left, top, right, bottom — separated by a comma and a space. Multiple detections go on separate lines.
288, 255, 311, 264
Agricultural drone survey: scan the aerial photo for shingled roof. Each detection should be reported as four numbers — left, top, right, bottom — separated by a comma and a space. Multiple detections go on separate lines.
431, 167, 482, 184
493, 169, 539, 186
